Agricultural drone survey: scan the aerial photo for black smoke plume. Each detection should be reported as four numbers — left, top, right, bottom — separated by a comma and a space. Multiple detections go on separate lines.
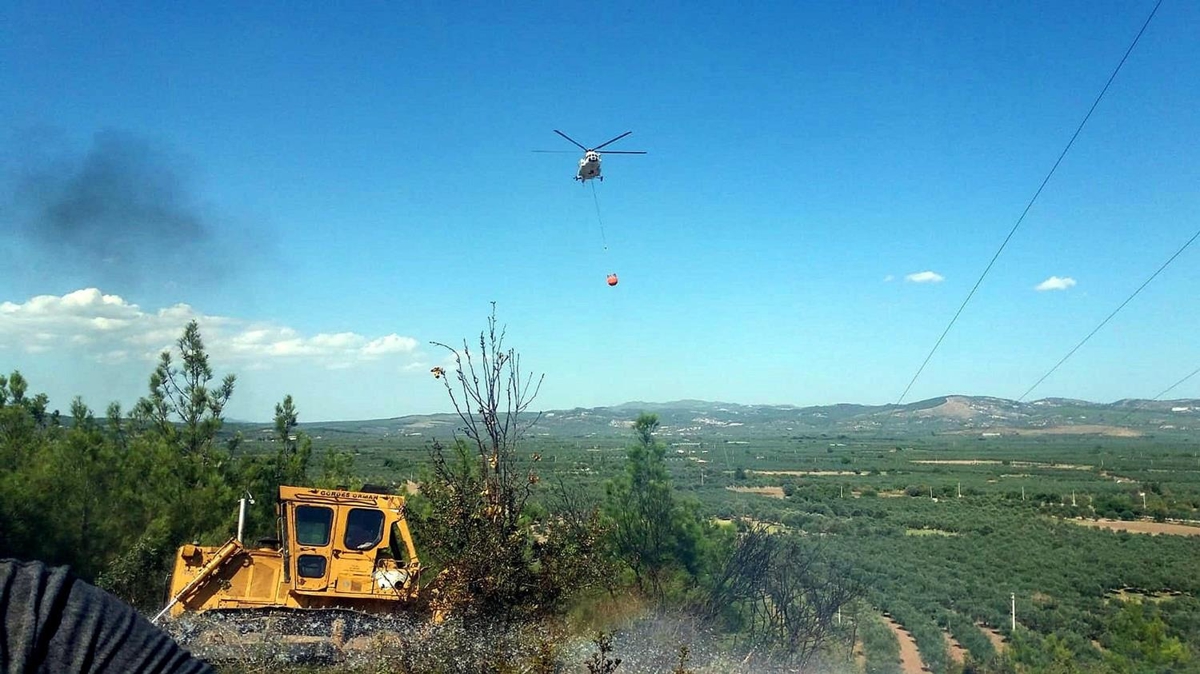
4, 129, 238, 290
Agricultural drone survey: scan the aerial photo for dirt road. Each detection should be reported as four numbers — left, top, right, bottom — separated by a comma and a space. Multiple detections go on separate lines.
882, 615, 925, 674
1067, 518, 1200, 536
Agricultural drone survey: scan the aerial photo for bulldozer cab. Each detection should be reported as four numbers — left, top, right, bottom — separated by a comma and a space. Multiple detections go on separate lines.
160, 485, 421, 620
281, 486, 419, 595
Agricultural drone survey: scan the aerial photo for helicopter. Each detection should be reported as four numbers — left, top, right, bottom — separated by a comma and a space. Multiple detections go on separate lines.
534, 130, 646, 183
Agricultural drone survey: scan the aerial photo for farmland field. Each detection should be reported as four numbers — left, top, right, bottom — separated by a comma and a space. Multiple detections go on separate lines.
239, 404, 1200, 673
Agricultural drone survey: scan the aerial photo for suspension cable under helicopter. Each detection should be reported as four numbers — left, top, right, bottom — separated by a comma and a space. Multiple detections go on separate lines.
590, 181, 608, 252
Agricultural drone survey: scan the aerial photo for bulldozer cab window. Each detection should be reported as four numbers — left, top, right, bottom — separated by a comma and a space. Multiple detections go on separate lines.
295, 505, 333, 546
297, 554, 327, 578
344, 508, 384, 551
388, 522, 409, 563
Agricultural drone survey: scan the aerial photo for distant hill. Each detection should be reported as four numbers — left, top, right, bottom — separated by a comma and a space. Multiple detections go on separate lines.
265, 395, 1200, 441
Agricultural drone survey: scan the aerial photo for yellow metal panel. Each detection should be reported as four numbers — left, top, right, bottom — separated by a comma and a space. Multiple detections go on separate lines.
249, 555, 282, 602
227, 563, 250, 596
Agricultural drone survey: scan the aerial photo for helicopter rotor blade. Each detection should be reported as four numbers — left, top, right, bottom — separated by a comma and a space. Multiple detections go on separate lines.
592, 131, 634, 151
531, 150, 581, 153
597, 150, 647, 155
553, 130, 588, 151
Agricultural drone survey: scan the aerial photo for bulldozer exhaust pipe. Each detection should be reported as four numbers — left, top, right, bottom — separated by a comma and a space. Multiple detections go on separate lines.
237, 492, 254, 544
237, 499, 246, 544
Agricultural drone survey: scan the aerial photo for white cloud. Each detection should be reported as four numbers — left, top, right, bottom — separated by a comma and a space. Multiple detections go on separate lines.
883, 275, 895, 282
0, 288, 421, 370
1035, 276, 1077, 292
363, 334, 420, 356
905, 270, 944, 284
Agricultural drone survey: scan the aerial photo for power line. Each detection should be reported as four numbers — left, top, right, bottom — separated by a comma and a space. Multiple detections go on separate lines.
892, 0, 1163, 408
1151, 366, 1200, 401
1111, 364, 1200, 429
1019, 225, 1200, 401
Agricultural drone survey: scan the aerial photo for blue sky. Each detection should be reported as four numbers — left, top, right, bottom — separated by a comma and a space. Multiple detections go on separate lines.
2, 1, 1199, 421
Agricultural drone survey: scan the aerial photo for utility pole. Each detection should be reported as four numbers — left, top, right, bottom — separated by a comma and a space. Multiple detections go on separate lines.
957, 481, 962, 498
1141, 492, 1147, 509
1011, 593, 1016, 632
1022, 486, 1026, 501
1072, 491, 1077, 507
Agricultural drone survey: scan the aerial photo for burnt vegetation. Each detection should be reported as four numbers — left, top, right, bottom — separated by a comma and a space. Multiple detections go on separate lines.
703, 526, 864, 669
410, 306, 608, 622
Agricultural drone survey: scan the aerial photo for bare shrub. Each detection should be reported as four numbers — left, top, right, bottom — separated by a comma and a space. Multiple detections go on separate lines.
413, 305, 605, 623
702, 526, 863, 669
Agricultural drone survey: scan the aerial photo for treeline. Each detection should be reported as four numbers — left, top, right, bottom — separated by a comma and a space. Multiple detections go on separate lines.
2, 315, 867, 671
0, 321, 350, 610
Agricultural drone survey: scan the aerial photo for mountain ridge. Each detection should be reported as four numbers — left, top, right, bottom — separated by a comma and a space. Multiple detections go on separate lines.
237, 395, 1200, 438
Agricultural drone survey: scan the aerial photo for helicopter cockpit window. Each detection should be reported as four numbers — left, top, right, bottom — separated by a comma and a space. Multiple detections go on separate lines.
295, 505, 333, 546
343, 508, 384, 551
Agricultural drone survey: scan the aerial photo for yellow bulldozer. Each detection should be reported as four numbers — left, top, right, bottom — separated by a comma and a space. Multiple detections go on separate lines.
156, 485, 425, 661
